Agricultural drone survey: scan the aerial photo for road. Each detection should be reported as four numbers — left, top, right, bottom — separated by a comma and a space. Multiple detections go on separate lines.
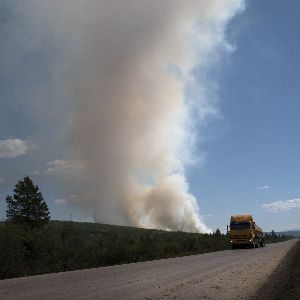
0, 239, 298, 300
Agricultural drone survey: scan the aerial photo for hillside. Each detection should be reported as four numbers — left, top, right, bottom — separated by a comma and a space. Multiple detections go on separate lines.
0, 221, 228, 280
0, 221, 292, 280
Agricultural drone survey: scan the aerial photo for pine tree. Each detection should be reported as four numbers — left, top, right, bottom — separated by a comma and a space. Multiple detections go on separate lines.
215, 228, 222, 238
6, 176, 50, 228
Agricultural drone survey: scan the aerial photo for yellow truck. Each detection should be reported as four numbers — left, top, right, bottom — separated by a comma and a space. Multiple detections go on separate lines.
228, 214, 265, 249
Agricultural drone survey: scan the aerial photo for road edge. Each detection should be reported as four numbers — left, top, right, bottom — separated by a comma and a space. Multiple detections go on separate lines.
250, 238, 300, 300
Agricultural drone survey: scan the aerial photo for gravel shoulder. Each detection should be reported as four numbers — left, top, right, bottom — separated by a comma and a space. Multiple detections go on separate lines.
251, 239, 300, 300
0, 239, 298, 300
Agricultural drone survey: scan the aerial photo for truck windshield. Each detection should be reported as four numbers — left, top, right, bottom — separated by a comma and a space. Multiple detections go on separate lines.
230, 222, 251, 230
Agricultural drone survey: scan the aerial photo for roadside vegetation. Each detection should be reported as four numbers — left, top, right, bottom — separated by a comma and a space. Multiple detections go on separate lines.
0, 220, 292, 280
0, 221, 230, 280
264, 230, 292, 244
0, 176, 294, 280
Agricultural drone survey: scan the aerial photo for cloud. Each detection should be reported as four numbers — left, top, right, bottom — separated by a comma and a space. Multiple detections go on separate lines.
201, 214, 213, 217
45, 159, 86, 177
0, 139, 31, 158
262, 198, 300, 212
54, 198, 67, 205
0, 176, 4, 185
31, 170, 40, 176
256, 185, 270, 190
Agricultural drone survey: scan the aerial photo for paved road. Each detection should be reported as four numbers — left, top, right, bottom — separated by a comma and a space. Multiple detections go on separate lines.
0, 239, 297, 300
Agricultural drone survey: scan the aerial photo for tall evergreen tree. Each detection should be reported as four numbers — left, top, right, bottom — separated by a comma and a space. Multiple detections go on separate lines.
215, 228, 222, 237
6, 176, 50, 228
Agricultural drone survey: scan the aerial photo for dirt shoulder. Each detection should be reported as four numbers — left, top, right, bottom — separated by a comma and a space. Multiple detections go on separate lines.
251, 239, 300, 300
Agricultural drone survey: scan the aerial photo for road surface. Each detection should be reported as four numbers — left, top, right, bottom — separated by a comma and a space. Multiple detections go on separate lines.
0, 239, 298, 300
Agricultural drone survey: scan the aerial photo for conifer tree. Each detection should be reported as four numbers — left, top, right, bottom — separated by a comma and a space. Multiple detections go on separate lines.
6, 176, 50, 228
215, 228, 222, 237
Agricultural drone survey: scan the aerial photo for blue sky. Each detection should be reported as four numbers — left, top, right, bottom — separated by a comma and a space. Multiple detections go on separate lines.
0, 0, 299, 232
189, 0, 300, 231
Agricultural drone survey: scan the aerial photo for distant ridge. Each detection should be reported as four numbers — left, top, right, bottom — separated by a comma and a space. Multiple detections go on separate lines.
281, 230, 300, 237
269, 230, 300, 237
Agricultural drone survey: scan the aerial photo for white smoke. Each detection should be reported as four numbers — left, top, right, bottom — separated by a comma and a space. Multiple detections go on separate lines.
24, 1, 244, 232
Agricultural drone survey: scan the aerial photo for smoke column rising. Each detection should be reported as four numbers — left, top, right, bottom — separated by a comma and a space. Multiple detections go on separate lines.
60, 0, 244, 233
28, 1, 243, 232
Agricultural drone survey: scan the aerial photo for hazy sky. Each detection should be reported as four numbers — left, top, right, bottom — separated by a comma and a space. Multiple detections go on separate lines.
0, 0, 299, 232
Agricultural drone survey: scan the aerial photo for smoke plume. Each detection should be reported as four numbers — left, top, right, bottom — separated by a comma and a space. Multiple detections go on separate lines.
28, 1, 244, 232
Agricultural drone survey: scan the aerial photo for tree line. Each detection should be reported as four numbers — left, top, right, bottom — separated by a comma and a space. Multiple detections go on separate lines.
0, 176, 292, 280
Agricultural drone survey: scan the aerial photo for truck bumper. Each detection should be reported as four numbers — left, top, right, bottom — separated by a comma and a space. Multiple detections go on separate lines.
231, 239, 254, 248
